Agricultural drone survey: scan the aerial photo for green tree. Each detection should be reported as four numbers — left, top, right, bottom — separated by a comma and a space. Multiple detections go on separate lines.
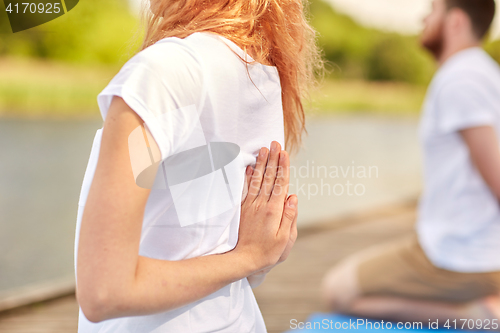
0, 0, 140, 66
308, 0, 435, 84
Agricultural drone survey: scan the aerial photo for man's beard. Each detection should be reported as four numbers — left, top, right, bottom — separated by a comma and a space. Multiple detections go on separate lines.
421, 26, 445, 60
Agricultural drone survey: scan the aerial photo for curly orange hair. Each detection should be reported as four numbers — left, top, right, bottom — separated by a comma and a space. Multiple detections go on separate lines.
139, 0, 323, 152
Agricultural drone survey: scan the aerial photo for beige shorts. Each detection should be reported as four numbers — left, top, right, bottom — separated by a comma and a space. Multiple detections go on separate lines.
356, 236, 500, 303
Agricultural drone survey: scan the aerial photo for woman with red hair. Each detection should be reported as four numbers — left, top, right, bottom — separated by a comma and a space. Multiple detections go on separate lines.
74, 0, 322, 331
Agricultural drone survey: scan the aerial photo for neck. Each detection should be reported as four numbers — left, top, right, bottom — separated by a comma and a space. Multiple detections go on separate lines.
437, 39, 481, 66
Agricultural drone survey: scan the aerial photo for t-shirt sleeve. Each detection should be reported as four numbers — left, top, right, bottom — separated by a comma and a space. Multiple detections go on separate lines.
435, 78, 498, 133
97, 40, 206, 162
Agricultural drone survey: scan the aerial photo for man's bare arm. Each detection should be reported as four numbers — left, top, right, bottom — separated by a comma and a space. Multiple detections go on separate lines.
460, 126, 500, 200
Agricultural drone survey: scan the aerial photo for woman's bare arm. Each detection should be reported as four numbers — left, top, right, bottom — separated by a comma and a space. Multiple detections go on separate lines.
76, 96, 297, 322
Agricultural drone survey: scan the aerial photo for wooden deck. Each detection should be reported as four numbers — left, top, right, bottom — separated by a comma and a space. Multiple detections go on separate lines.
0, 201, 416, 333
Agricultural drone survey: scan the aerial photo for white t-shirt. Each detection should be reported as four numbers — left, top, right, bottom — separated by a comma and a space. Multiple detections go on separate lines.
417, 47, 500, 273
74, 32, 284, 332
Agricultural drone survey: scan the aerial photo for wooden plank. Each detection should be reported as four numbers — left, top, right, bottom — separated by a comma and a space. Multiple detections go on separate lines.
0, 277, 75, 313
0, 295, 78, 333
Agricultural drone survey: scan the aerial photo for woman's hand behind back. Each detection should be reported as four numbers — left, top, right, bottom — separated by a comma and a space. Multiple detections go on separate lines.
235, 141, 298, 279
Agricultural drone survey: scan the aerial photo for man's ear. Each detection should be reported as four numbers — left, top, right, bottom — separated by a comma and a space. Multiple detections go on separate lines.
445, 8, 475, 39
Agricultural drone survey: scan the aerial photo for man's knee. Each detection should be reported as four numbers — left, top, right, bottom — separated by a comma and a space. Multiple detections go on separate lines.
321, 257, 362, 312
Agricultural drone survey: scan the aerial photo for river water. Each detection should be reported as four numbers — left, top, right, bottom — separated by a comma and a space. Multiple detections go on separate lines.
0, 115, 422, 297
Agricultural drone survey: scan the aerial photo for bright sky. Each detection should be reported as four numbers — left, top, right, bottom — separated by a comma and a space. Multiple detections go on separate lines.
128, 0, 500, 40
128, 0, 142, 13
326, 0, 500, 39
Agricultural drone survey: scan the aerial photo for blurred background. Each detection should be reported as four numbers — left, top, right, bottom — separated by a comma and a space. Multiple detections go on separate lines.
0, 0, 499, 332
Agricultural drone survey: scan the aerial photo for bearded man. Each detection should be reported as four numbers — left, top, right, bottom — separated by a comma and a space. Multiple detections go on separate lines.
322, 0, 500, 324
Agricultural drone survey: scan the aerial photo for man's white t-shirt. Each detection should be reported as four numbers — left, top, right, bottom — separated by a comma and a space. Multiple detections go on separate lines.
74, 32, 284, 332
417, 47, 500, 273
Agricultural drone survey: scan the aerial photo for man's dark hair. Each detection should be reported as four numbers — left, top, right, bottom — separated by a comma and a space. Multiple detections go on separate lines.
445, 0, 496, 39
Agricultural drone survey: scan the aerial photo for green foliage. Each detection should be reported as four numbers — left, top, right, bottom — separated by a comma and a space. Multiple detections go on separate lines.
485, 39, 500, 64
0, 0, 141, 66
308, 0, 435, 84
368, 35, 437, 84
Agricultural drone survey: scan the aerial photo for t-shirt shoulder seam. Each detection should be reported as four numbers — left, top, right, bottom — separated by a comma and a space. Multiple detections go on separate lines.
103, 63, 177, 99
433, 73, 487, 101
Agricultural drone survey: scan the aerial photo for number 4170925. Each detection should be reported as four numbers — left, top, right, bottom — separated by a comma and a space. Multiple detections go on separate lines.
444, 319, 498, 330
5, 3, 62, 14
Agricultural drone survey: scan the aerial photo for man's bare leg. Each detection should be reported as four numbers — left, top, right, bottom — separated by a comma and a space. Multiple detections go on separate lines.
322, 258, 500, 326
347, 296, 498, 324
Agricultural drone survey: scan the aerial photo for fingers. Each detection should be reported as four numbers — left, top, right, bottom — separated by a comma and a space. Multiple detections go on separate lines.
260, 141, 281, 201
289, 195, 298, 241
246, 141, 287, 204
269, 150, 290, 204
246, 147, 269, 202
279, 195, 298, 236
276, 194, 298, 264
241, 165, 254, 204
